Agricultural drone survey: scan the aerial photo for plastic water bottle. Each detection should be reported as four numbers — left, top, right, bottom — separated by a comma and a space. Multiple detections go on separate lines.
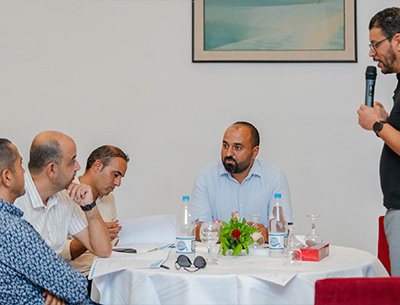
176, 196, 196, 260
269, 193, 288, 257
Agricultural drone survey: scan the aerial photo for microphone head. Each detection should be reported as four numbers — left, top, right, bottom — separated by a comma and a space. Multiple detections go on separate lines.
366, 66, 377, 80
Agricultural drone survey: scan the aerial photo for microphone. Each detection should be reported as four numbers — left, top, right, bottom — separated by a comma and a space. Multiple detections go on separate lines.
365, 66, 377, 107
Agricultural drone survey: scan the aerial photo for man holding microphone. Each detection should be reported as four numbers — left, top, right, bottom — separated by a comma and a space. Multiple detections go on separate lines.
358, 7, 400, 276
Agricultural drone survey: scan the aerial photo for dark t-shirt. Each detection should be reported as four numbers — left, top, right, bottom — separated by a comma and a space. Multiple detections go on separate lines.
380, 73, 400, 209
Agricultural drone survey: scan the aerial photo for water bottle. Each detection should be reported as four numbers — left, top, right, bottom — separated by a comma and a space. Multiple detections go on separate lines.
176, 196, 196, 260
268, 193, 288, 257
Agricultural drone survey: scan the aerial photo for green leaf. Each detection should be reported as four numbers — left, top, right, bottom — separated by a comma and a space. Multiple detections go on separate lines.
243, 243, 249, 254
232, 243, 243, 256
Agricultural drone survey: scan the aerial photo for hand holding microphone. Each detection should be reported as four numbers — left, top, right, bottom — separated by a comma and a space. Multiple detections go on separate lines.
358, 66, 388, 131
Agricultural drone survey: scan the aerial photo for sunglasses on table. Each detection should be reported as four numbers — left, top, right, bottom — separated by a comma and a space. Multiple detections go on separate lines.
175, 255, 207, 272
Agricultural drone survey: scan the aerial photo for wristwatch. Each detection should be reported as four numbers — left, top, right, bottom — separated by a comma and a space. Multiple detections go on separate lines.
373, 121, 387, 137
81, 200, 97, 211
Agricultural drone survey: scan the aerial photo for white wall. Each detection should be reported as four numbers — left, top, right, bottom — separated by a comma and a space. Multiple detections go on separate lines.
1, 0, 398, 255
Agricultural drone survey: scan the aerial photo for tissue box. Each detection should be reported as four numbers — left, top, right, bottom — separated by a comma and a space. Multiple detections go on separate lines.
300, 242, 329, 261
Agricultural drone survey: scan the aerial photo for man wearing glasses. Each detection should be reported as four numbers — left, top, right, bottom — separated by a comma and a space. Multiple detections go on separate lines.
358, 7, 400, 276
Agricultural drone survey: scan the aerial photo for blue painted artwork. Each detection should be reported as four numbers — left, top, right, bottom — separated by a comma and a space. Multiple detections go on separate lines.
204, 0, 345, 51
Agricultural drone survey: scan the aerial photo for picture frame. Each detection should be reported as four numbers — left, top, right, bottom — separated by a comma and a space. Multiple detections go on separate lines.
192, 0, 357, 63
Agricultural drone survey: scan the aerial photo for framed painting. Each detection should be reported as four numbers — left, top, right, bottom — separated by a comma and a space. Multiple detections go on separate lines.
192, 0, 357, 63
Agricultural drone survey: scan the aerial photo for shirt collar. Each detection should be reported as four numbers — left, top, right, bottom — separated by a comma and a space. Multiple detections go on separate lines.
0, 198, 23, 218
25, 171, 58, 209
395, 73, 400, 96
218, 159, 261, 180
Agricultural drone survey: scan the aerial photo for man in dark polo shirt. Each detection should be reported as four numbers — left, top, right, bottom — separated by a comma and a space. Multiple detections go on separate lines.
358, 7, 400, 276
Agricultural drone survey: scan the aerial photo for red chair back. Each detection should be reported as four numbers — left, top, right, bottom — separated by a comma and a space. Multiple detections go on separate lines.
378, 215, 391, 276
315, 277, 400, 305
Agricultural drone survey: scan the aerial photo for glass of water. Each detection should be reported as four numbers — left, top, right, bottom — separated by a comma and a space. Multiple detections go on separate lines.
284, 224, 302, 265
200, 222, 220, 265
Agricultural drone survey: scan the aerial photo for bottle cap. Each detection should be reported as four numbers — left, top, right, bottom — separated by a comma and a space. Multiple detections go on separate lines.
182, 196, 190, 201
274, 193, 282, 198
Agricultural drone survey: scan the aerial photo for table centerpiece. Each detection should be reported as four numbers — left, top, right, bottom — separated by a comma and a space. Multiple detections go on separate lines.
218, 211, 262, 256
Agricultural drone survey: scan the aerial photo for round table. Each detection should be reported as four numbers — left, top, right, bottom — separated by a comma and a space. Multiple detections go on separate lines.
91, 245, 388, 305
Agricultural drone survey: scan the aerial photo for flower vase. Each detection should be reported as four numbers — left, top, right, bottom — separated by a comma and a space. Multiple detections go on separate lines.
225, 248, 247, 257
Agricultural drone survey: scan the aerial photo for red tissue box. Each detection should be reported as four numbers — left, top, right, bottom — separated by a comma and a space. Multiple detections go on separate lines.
300, 241, 329, 261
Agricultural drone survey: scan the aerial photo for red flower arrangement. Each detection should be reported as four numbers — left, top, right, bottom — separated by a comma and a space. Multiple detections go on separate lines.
219, 211, 259, 256
232, 229, 241, 241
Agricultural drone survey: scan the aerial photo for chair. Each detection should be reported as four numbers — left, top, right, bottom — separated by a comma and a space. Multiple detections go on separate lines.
314, 277, 400, 305
378, 215, 391, 276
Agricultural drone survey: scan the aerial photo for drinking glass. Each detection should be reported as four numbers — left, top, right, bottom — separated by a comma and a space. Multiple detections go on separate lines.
305, 214, 323, 243
249, 214, 265, 248
284, 224, 302, 265
200, 222, 220, 265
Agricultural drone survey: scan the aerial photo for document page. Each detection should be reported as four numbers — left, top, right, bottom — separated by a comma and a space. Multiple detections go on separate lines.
117, 214, 176, 246
88, 246, 171, 279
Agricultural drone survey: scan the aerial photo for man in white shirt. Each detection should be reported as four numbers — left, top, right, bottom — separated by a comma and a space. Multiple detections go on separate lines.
14, 131, 111, 259
62, 145, 129, 276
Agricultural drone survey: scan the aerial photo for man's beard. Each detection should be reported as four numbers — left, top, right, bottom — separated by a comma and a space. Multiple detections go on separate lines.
380, 46, 397, 74
54, 168, 75, 191
223, 157, 251, 174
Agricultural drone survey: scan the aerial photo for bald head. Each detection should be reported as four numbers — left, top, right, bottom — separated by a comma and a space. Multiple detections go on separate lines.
28, 131, 75, 175
230, 122, 260, 148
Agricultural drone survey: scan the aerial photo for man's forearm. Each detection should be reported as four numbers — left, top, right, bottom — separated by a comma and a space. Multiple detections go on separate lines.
69, 239, 88, 260
379, 123, 400, 156
85, 207, 112, 257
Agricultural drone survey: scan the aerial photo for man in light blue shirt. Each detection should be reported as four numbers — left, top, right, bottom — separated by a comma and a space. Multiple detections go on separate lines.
191, 122, 292, 242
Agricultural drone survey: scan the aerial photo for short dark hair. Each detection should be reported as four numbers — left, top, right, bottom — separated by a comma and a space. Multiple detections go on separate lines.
232, 121, 260, 148
0, 139, 17, 174
28, 140, 62, 175
86, 145, 129, 171
369, 7, 400, 39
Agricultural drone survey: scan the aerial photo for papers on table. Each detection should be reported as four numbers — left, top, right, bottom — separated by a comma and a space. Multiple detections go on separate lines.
195, 244, 298, 286
88, 244, 172, 280
117, 214, 176, 246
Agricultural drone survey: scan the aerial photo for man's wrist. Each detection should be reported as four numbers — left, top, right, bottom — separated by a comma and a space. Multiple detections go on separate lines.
373, 120, 387, 137
81, 200, 96, 211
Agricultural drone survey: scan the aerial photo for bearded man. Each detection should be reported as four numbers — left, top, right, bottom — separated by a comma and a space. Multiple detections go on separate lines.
358, 7, 400, 276
190, 121, 293, 242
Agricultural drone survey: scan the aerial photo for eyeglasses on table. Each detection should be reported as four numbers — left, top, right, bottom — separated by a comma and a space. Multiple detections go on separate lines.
175, 255, 207, 272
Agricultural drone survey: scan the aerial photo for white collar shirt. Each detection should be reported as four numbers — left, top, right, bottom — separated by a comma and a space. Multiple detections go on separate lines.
14, 171, 88, 254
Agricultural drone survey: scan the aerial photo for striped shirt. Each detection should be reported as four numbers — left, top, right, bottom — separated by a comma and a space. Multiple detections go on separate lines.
14, 171, 88, 255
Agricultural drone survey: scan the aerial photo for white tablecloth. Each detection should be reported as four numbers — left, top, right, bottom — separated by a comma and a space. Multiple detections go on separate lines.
91, 245, 388, 305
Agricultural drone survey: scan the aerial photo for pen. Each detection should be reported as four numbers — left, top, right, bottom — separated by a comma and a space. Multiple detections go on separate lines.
112, 248, 137, 253
160, 265, 170, 270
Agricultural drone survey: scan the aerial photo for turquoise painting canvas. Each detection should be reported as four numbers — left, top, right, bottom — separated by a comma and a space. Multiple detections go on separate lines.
193, 0, 356, 62
204, 0, 344, 51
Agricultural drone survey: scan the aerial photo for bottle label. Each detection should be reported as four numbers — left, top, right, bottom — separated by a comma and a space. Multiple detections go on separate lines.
176, 237, 195, 254
269, 233, 286, 250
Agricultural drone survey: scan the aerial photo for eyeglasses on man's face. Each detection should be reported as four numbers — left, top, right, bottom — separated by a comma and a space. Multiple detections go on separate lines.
369, 35, 394, 54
